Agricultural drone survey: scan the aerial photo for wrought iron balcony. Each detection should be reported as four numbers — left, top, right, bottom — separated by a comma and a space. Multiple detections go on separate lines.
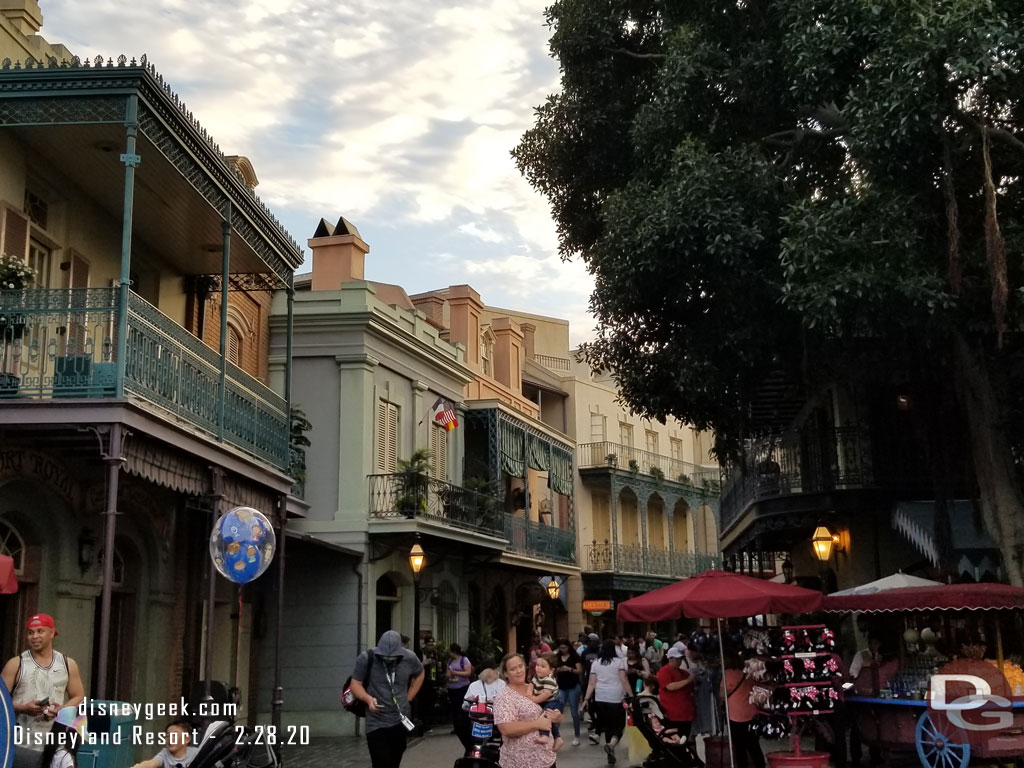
367, 473, 505, 538
719, 425, 874, 534
503, 514, 576, 565
0, 288, 289, 470
578, 441, 720, 490
585, 541, 718, 578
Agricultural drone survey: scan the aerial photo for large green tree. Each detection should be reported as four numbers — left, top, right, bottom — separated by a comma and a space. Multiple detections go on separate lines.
514, 0, 1024, 583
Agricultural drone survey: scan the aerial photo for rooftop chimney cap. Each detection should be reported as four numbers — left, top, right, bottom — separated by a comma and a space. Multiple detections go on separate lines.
313, 216, 362, 240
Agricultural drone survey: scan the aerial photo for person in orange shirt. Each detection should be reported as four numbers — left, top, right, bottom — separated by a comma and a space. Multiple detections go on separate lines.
722, 653, 765, 768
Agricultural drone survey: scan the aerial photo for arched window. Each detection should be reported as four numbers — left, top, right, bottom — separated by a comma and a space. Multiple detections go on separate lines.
436, 581, 459, 647
227, 325, 242, 366
0, 520, 25, 573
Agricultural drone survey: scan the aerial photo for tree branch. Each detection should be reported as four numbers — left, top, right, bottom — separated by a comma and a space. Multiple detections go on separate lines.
606, 47, 666, 60
762, 127, 843, 149
954, 109, 1024, 155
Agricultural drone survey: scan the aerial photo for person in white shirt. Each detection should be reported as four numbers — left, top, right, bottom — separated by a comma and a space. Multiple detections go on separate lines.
613, 636, 628, 659
463, 663, 507, 708
582, 640, 629, 764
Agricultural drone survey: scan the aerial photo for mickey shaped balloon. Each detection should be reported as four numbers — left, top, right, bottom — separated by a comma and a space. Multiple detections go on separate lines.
209, 506, 276, 584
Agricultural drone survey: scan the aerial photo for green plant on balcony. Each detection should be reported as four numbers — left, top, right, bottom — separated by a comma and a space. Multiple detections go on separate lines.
649, 466, 665, 483
463, 475, 500, 529
605, 452, 618, 467
628, 459, 640, 474
677, 473, 692, 486
0, 253, 34, 290
395, 448, 432, 518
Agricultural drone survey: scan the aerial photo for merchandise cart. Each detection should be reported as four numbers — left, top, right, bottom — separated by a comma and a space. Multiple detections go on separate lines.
823, 582, 1024, 768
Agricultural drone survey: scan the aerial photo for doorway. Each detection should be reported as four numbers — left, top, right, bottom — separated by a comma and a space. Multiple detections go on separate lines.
90, 548, 136, 701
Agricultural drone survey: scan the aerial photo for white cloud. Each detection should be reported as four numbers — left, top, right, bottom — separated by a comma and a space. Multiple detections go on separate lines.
39, 0, 595, 340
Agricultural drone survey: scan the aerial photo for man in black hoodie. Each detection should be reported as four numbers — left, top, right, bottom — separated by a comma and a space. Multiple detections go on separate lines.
349, 630, 425, 768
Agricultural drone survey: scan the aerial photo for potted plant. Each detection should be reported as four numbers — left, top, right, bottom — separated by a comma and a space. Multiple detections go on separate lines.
678, 473, 692, 486
605, 452, 618, 467
628, 459, 640, 474
395, 448, 431, 518
0, 253, 34, 291
649, 466, 665, 483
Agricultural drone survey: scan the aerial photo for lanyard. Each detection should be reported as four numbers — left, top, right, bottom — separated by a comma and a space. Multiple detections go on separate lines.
384, 663, 401, 711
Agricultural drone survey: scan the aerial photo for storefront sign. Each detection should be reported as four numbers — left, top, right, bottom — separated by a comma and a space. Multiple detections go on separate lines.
582, 599, 613, 614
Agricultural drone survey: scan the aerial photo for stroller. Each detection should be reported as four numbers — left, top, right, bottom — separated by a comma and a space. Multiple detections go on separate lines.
453, 698, 501, 768
630, 695, 704, 768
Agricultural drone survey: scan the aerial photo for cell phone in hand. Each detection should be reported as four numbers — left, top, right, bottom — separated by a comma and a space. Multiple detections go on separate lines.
36, 698, 50, 707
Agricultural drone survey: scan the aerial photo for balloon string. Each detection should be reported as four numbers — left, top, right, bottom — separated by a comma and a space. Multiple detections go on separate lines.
235, 585, 243, 702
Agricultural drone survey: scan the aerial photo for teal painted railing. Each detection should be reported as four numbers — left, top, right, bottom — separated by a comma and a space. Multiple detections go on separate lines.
584, 541, 718, 578
503, 515, 576, 565
0, 288, 288, 470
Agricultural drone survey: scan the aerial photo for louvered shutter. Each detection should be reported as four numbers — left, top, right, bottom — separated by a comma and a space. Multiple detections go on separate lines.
376, 400, 399, 473
0, 206, 30, 262
227, 327, 241, 365
431, 424, 447, 480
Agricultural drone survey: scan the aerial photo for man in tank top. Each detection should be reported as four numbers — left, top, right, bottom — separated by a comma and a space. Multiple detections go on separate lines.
1, 614, 85, 751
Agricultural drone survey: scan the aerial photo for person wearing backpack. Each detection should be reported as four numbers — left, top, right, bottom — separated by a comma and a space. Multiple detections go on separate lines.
347, 630, 424, 768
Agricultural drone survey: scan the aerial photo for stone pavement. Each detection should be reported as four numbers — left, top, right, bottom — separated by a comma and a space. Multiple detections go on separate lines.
281, 728, 715, 768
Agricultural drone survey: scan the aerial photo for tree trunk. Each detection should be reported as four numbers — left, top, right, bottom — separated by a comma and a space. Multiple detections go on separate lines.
952, 332, 1024, 586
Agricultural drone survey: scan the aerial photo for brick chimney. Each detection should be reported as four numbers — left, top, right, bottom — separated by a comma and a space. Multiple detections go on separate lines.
309, 216, 370, 291
447, 285, 483, 369
520, 322, 536, 360
0, 0, 43, 35
491, 317, 524, 394
411, 293, 445, 327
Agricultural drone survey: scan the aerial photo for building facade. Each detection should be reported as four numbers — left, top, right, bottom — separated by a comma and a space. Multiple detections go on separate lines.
0, 0, 302, 734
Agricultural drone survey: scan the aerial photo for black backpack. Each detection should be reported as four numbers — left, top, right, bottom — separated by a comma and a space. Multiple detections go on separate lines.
341, 650, 374, 717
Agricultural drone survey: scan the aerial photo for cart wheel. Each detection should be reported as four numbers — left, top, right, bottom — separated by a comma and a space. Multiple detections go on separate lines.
915, 712, 970, 768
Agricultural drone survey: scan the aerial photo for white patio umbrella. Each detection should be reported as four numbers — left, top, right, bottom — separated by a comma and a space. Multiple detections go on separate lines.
830, 571, 941, 596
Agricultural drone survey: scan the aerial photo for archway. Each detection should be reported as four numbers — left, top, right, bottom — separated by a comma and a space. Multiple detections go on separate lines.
672, 499, 691, 554
696, 505, 718, 554
436, 581, 459, 647
618, 488, 639, 547
647, 493, 666, 550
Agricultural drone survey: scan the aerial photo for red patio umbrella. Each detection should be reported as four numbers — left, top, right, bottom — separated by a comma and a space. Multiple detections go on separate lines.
0, 555, 16, 594
618, 570, 823, 768
822, 582, 1024, 613
617, 569, 824, 622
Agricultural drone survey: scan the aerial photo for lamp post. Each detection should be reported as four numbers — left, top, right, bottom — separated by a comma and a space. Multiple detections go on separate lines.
409, 540, 425, 658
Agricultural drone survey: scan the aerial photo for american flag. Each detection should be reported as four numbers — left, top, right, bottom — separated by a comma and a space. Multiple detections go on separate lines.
432, 398, 459, 431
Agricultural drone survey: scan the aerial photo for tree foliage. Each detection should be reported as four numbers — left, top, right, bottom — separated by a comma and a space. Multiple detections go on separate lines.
515, 0, 1024, 579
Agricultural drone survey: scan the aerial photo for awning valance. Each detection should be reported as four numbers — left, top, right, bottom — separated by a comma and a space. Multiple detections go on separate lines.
892, 501, 1001, 578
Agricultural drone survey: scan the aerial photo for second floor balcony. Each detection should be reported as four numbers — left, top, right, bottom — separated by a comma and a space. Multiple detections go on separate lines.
579, 440, 720, 490
585, 541, 718, 579
368, 472, 505, 539
0, 288, 289, 470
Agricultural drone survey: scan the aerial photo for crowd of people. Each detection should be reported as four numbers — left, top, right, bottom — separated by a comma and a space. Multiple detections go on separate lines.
349, 625, 744, 768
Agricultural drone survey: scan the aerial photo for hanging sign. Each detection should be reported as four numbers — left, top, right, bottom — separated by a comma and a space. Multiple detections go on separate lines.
582, 599, 614, 615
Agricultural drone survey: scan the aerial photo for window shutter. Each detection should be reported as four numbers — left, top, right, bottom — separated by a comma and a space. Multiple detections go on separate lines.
376, 400, 387, 472
385, 403, 398, 473
431, 424, 447, 480
0, 206, 30, 261
227, 327, 241, 365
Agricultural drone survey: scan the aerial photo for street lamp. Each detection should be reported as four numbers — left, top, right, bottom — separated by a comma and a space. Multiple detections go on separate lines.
409, 541, 425, 657
811, 526, 835, 562
546, 577, 560, 600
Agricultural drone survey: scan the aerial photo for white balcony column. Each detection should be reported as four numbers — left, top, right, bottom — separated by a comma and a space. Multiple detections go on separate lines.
413, 380, 428, 451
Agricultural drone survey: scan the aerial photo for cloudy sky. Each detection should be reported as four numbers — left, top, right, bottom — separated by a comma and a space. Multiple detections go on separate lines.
41, 0, 596, 344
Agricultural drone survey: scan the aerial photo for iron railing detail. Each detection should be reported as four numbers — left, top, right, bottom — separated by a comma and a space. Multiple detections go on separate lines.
504, 514, 576, 565
585, 541, 718, 578
533, 353, 570, 372
579, 441, 720, 489
719, 425, 875, 534
0, 288, 289, 470
368, 473, 505, 538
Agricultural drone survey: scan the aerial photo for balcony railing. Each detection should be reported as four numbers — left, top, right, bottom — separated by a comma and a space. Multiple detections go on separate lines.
533, 353, 571, 372
504, 515, 576, 565
578, 441, 720, 489
719, 425, 874, 533
0, 288, 289, 469
368, 473, 505, 538
585, 541, 718, 578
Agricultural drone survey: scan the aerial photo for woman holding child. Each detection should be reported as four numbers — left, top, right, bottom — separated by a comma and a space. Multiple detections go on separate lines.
493, 653, 563, 768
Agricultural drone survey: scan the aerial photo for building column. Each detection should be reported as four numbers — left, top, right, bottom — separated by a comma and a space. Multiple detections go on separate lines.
453, 403, 466, 485
271, 495, 288, 732
95, 424, 124, 699
639, 498, 649, 574
217, 202, 232, 440
115, 94, 140, 398
336, 354, 379, 519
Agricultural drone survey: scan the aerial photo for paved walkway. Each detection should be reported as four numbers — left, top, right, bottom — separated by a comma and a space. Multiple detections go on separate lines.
281, 729, 714, 768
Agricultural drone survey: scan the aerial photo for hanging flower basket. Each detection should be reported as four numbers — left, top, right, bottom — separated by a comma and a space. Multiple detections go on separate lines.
0, 253, 35, 291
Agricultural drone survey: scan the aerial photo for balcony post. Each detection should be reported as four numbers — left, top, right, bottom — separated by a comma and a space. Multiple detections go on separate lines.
217, 202, 232, 441
667, 500, 676, 574
639, 498, 648, 574
115, 94, 140, 398
284, 278, 294, 464
94, 423, 124, 698
271, 496, 287, 732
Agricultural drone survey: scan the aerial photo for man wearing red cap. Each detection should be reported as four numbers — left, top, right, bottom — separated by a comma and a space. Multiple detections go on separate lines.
1, 613, 84, 750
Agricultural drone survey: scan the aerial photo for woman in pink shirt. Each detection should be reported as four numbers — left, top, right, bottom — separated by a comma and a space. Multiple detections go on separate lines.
722, 654, 764, 768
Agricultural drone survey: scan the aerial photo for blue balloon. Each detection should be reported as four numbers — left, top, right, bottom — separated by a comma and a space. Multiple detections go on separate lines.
209, 506, 276, 584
